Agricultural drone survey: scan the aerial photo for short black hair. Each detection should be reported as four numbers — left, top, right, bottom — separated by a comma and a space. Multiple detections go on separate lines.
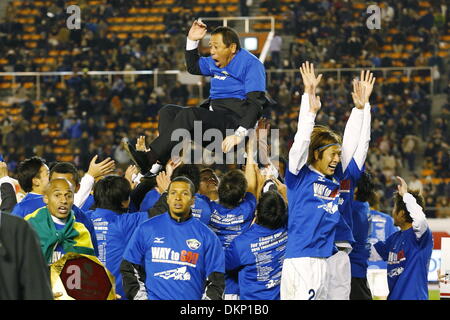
50, 162, 80, 185
93, 175, 131, 213
169, 176, 195, 196
17, 156, 46, 192
256, 190, 287, 229
172, 164, 200, 194
355, 172, 375, 203
211, 26, 241, 51
218, 169, 247, 208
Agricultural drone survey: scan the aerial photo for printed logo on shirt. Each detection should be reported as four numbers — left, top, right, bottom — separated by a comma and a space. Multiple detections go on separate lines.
186, 239, 201, 250
151, 246, 199, 267
191, 208, 202, 219
317, 201, 339, 214
313, 183, 339, 200
52, 251, 64, 264
265, 279, 281, 289
388, 249, 406, 265
154, 237, 165, 244
339, 179, 351, 193
154, 266, 191, 281
388, 266, 404, 278
210, 211, 244, 225
213, 74, 227, 80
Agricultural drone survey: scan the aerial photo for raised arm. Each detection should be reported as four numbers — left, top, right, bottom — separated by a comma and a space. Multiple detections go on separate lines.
288, 61, 322, 175
75, 155, 115, 207
244, 131, 258, 198
352, 71, 375, 170
341, 71, 375, 172
397, 176, 428, 239
185, 20, 208, 75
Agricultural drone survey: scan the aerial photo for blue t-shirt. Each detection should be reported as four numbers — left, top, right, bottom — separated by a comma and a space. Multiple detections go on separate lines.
11, 193, 45, 217
225, 224, 287, 300
123, 213, 224, 300
139, 189, 160, 211
198, 48, 266, 100
374, 227, 433, 300
12, 193, 99, 256
348, 201, 371, 278
85, 208, 149, 299
80, 194, 95, 212
368, 210, 398, 269
199, 192, 257, 295
140, 189, 212, 225
334, 159, 362, 244
204, 192, 257, 249
285, 165, 341, 258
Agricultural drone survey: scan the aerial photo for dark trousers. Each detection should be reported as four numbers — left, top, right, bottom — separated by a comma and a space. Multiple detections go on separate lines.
150, 104, 239, 163
350, 277, 372, 300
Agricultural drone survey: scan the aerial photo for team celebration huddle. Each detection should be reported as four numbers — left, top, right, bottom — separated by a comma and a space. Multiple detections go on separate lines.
0, 18, 437, 301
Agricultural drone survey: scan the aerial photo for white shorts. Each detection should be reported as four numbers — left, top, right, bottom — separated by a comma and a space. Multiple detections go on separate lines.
366, 268, 389, 298
280, 257, 328, 300
325, 250, 351, 300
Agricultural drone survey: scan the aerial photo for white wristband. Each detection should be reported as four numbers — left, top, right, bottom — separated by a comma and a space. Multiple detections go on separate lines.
234, 126, 248, 137
186, 38, 199, 50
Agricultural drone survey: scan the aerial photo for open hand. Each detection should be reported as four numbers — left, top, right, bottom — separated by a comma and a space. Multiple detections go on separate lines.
299, 61, 322, 96
188, 20, 207, 41
156, 171, 171, 194
124, 165, 139, 188
87, 155, 116, 179
135, 135, 149, 152
165, 158, 183, 178
396, 176, 408, 197
352, 70, 375, 108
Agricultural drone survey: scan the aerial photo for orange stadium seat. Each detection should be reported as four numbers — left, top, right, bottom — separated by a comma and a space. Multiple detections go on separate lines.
105, 122, 117, 129
0, 83, 11, 89
58, 155, 75, 162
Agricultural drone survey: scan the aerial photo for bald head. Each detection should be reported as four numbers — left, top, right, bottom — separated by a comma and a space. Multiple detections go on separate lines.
43, 178, 75, 219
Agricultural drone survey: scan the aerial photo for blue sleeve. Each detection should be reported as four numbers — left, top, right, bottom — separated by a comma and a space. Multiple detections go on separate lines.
345, 158, 363, 183
123, 224, 147, 266
225, 239, 242, 272
284, 165, 307, 189
244, 58, 266, 93
196, 194, 212, 205
119, 211, 149, 244
199, 57, 213, 76
205, 232, 225, 275
240, 193, 257, 216
334, 213, 355, 244
11, 203, 25, 218
374, 240, 389, 261
139, 189, 161, 212
80, 194, 95, 212
418, 228, 433, 248
195, 197, 212, 225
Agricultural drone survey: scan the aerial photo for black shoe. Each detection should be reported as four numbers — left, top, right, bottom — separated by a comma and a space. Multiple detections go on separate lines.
124, 141, 152, 175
